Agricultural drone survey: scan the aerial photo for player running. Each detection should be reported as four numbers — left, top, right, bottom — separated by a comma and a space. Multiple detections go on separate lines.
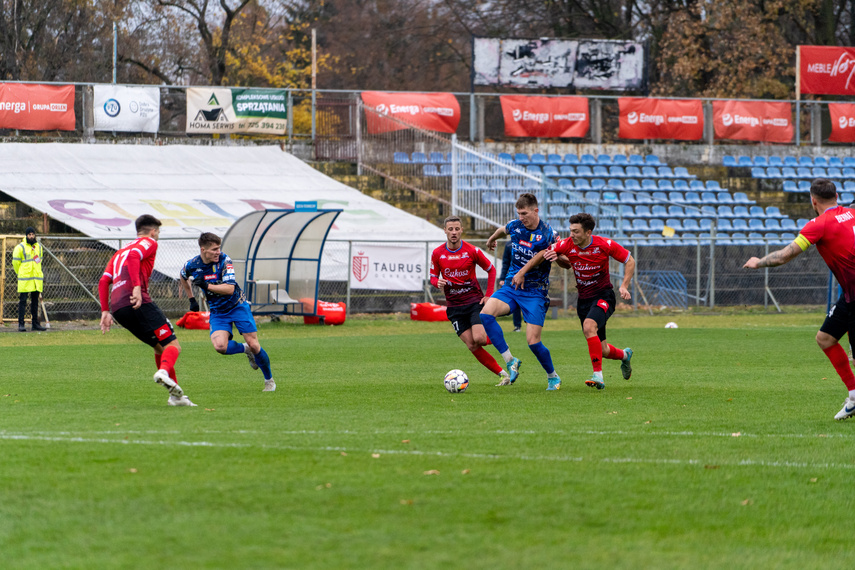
481, 192, 561, 390
179, 232, 275, 392
430, 216, 511, 385
513, 213, 635, 390
744, 178, 855, 420
98, 214, 196, 406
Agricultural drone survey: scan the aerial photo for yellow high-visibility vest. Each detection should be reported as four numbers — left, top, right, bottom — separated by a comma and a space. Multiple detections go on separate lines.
12, 240, 44, 293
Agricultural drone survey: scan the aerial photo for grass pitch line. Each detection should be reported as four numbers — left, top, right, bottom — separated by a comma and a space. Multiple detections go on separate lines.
2, 432, 854, 471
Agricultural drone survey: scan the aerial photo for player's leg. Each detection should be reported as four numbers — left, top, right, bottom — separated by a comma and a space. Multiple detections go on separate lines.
464, 317, 508, 382
512, 305, 522, 332
596, 291, 633, 379
581, 299, 608, 390
519, 293, 560, 390
233, 303, 275, 391
819, 298, 855, 419
480, 292, 521, 382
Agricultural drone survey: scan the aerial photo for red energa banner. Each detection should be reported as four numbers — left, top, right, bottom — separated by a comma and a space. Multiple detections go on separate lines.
617, 98, 703, 140
500, 95, 588, 138
799, 46, 855, 96
828, 103, 855, 142
0, 83, 75, 131
712, 100, 793, 143
361, 91, 460, 134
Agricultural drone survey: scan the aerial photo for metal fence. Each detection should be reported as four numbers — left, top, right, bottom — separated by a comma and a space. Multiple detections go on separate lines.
1, 234, 833, 324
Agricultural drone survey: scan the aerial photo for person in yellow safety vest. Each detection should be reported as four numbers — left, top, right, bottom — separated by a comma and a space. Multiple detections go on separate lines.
12, 227, 46, 332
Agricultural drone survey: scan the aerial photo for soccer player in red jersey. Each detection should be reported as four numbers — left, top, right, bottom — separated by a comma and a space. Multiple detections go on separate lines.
98, 214, 196, 407
430, 216, 511, 385
513, 213, 635, 390
744, 178, 855, 420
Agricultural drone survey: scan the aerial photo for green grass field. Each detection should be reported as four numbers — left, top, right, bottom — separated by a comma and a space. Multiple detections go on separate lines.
0, 312, 852, 569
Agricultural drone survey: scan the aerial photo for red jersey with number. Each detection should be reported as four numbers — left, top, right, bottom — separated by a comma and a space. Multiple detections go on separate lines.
430, 241, 496, 307
99, 237, 158, 311
798, 205, 855, 302
551, 235, 630, 299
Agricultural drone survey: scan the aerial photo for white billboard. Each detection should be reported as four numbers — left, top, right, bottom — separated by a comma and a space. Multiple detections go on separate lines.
93, 85, 160, 133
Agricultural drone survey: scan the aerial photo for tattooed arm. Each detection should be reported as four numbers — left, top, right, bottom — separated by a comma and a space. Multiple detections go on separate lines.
743, 241, 805, 269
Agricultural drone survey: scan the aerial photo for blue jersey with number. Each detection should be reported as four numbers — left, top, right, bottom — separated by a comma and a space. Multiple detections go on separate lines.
504, 218, 555, 290
180, 252, 246, 313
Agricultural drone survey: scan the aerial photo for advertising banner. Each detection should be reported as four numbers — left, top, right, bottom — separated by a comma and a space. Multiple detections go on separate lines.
799, 46, 855, 95
0, 83, 75, 131
93, 85, 160, 133
361, 91, 460, 134
474, 38, 644, 90
350, 243, 427, 291
618, 98, 703, 140
713, 100, 793, 143
187, 88, 287, 134
829, 102, 855, 142
500, 95, 589, 138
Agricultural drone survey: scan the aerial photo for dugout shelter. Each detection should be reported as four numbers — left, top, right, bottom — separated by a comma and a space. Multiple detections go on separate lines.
222, 206, 341, 317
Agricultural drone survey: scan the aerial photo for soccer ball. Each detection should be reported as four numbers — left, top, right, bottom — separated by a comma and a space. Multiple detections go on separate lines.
665, 321, 679, 329
444, 369, 469, 393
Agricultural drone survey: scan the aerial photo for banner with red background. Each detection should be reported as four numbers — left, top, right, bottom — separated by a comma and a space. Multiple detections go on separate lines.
0, 84, 75, 131
828, 103, 855, 142
712, 101, 792, 143
361, 91, 460, 134
618, 98, 703, 140
799, 46, 855, 96
500, 95, 589, 138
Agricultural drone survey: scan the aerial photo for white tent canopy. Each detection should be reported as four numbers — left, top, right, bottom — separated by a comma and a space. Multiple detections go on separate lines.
0, 143, 446, 279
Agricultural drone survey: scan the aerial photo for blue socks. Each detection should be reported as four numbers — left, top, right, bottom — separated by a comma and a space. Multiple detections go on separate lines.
255, 347, 273, 380
529, 342, 555, 374
225, 340, 245, 355
480, 313, 509, 354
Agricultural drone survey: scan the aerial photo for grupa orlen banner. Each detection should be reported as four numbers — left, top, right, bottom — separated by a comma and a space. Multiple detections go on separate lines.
93, 85, 160, 133
712, 100, 793, 143
500, 95, 588, 138
0, 84, 75, 131
618, 98, 703, 140
361, 91, 460, 134
828, 103, 855, 143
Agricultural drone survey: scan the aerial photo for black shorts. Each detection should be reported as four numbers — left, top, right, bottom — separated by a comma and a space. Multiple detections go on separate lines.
113, 303, 177, 348
820, 296, 855, 341
446, 302, 483, 337
577, 289, 617, 341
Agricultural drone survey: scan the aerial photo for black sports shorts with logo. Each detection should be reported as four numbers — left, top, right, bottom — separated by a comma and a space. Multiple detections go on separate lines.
820, 295, 855, 341
446, 302, 483, 337
113, 302, 177, 348
576, 288, 617, 341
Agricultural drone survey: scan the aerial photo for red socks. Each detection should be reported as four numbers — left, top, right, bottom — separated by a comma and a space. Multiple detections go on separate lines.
473, 347, 504, 375
586, 336, 603, 372
605, 344, 625, 360
823, 344, 855, 390
158, 345, 181, 383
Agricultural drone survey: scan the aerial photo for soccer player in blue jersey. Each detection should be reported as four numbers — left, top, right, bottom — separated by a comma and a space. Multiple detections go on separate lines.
179, 232, 276, 392
481, 192, 561, 390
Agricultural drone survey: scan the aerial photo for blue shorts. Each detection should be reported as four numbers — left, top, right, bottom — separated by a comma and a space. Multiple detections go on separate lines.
209, 302, 258, 337
489, 285, 550, 327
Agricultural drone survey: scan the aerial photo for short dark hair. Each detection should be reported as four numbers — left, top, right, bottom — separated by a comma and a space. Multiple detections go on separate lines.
810, 178, 837, 202
443, 215, 461, 227
199, 232, 222, 248
515, 192, 538, 209
569, 212, 596, 232
135, 214, 162, 234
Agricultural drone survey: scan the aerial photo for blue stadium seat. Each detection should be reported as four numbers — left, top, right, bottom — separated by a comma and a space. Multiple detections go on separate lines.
812, 167, 828, 178
780, 232, 797, 242
423, 164, 440, 177
674, 179, 690, 191
559, 165, 576, 177
430, 152, 448, 163
635, 192, 653, 204
585, 191, 601, 203
829, 157, 843, 167
629, 232, 647, 246
549, 204, 567, 217
580, 154, 597, 165
500, 191, 516, 203
576, 165, 594, 177
737, 156, 753, 167
523, 178, 540, 190
797, 218, 810, 227
665, 218, 683, 231
765, 219, 782, 232
613, 155, 629, 166
641, 179, 658, 191
393, 152, 410, 163
828, 167, 843, 178
411, 152, 428, 163
764, 232, 783, 245
617, 204, 635, 218
482, 191, 498, 203
723, 155, 737, 167
781, 219, 798, 231
542, 165, 560, 178
784, 156, 799, 167
699, 218, 715, 231
782, 180, 798, 192
658, 179, 675, 191
673, 166, 695, 179
798, 180, 812, 192
765, 206, 784, 218
717, 219, 734, 232
593, 165, 610, 177
439, 164, 453, 176
645, 154, 664, 166
706, 180, 722, 191
530, 153, 547, 165
752, 167, 767, 179
458, 164, 475, 176
624, 179, 641, 191
749, 205, 767, 218
547, 154, 563, 165
489, 178, 506, 190
651, 191, 669, 203
733, 192, 753, 204
668, 205, 686, 218
717, 205, 735, 218
649, 219, 666, 231
732, 219, 749, 232
634, 205, 652, 218
682, 191, 701, 205
629, 154, 645, 166
563, 153, 580, 165
619, 192, 638, 205
609, 166, 626, 178
472, 177, 488, 189
597, 154, 612, 165
768, 156, 784, 167
697, 191, 715, 204
527, 165, 542, 175
728, 232, 748, 245
798, 156, 814, 166
507, 177, 524, 190
608, 178, 624, 190
658, 166, 676, 178
575, 178, 592, 191
591, 178, 607, 191
781, 167, 798, 179
748, 219, 765, 231
753, 156, 768, 167
733, 206, 750, 218
632, 219, 650, 232
625, 166, 643, 179
514, 153, 530, 165
764, 167, 782, 179
841, 192, 855, 204
475, 163, 493, 175
668, 192, 685, 204
716, 192, 734, 204
682, 219, 701, 232
602, 192, 619, 203
814, 157, 829, 167
845, 157, 855, 167
689, 180, 705, 192
843, 167, 855, 178
699, 205, 717, 218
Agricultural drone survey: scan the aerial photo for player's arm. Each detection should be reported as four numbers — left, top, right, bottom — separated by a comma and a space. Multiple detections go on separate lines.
618, 254, 635, 300
193, 261, 235, 296
743, 240, 805, 269
178, 268, 200, 312
98, 271, 113, 334
429, 252, 446, 289
543, 248, 571, 269
510, 250, 547, 289
475, 250, 497, 301
485, 225, 508, 252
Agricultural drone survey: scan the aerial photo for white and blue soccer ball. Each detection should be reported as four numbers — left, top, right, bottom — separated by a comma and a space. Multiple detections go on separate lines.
444, 369, 469, 393
665, 321, 679, 329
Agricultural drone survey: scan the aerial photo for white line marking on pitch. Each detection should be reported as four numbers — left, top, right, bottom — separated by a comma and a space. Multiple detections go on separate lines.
1, 433, 853, 471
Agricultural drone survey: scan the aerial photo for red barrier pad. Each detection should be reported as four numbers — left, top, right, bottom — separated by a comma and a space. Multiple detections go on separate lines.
176, 311, 211, 330
410, 302, 449, 322
302, 299, 347, 326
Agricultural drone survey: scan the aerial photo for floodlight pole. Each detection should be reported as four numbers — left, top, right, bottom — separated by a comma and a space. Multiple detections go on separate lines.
112, 23, 117, 84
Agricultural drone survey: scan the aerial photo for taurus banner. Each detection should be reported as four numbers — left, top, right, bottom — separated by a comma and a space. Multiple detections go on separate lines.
828, 103, 855, 142
187, 88, 287, 134
500, 95, 589, 138
350, 243, 427, 291
799, 46, 855, 96
0, 83, 75, 131
361, 92, 460, 134
618, 98, 703, 140
94, 85, 160, 133
713, 100, 793, 143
